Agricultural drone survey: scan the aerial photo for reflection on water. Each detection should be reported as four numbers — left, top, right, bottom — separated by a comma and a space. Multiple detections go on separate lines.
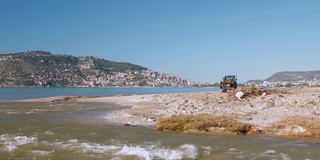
0, 102, 319, 159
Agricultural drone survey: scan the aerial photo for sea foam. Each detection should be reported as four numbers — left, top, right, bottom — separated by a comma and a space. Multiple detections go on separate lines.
0, 134, 37, 151
39, 139, 204, 159
31, 150, 55, 156
116, 144, 199, 160
41, 139, 121, 154
260, 149, 291, 159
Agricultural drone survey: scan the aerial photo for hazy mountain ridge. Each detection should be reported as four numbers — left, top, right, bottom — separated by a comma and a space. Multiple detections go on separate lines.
265, 70, 320, 82
0, 51, 193, 87
245, 70, 320, 85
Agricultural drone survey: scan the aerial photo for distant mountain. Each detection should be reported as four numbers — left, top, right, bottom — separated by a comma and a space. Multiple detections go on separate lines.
0, 51, 193, 87
245, 70, 320, 84
245, 79, 264, 84
265, 70, 320, 82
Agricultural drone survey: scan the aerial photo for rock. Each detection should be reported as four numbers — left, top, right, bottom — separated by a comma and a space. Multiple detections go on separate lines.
218, 100, 224, 104
246, 127, 265, 135
276, 125, 313, 137
292, 100, 298, 104
147, 118, 155, 122
266, 98, 275, 107
208, 127, 226, 133
183, 129, 200, 134
124, 122, 137, 127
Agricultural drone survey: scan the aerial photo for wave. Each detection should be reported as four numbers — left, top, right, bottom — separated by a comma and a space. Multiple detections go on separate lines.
0, 133, 300, 159
115, 144, 199, 160
41, 138, 204, 159
0, 134, 37, 151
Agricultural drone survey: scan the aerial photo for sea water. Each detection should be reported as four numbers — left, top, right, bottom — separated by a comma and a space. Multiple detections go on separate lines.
0, 87, 319, 159
0, 87, 219, 101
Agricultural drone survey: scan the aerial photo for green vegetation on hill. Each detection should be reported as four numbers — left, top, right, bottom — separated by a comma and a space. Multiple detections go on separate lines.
0, 51, 148, 87
0, 51, 193, 87
92, 58, 146, 73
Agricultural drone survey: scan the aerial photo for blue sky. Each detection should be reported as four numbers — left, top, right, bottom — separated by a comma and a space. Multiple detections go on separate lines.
1, 0, 319, 83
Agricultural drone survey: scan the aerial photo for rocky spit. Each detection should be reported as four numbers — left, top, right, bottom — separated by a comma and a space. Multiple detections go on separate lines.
21, 87, 320, 137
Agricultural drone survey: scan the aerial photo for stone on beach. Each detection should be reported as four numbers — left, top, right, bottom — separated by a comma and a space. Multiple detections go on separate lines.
276, 125, 313, 137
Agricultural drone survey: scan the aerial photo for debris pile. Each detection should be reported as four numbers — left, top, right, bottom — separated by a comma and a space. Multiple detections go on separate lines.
156, 114, 252, 135
51, 96, 102, 102
227, 87, 290, 100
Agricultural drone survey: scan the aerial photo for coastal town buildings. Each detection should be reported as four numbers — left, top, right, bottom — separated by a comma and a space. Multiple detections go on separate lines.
85, 69, 198, 87
245, 79, 320, 88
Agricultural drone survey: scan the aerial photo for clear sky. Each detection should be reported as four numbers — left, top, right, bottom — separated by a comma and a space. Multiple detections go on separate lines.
1, 0, 319, 83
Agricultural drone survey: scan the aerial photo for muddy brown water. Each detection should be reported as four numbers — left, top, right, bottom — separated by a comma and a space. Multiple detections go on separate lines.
0, 102, 319, 160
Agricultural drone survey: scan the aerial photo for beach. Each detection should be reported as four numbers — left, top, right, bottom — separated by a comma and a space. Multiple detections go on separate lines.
2, 87, 319, 159
20, 86, 320, 138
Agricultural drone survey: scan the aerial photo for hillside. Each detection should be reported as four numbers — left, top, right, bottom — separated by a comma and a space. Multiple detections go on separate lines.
245, 80, 264, 84
265, 70, 320, 82
0, 51, 192, 87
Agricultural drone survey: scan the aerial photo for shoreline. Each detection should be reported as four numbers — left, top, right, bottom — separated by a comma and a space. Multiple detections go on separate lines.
16, 87, 320, 137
